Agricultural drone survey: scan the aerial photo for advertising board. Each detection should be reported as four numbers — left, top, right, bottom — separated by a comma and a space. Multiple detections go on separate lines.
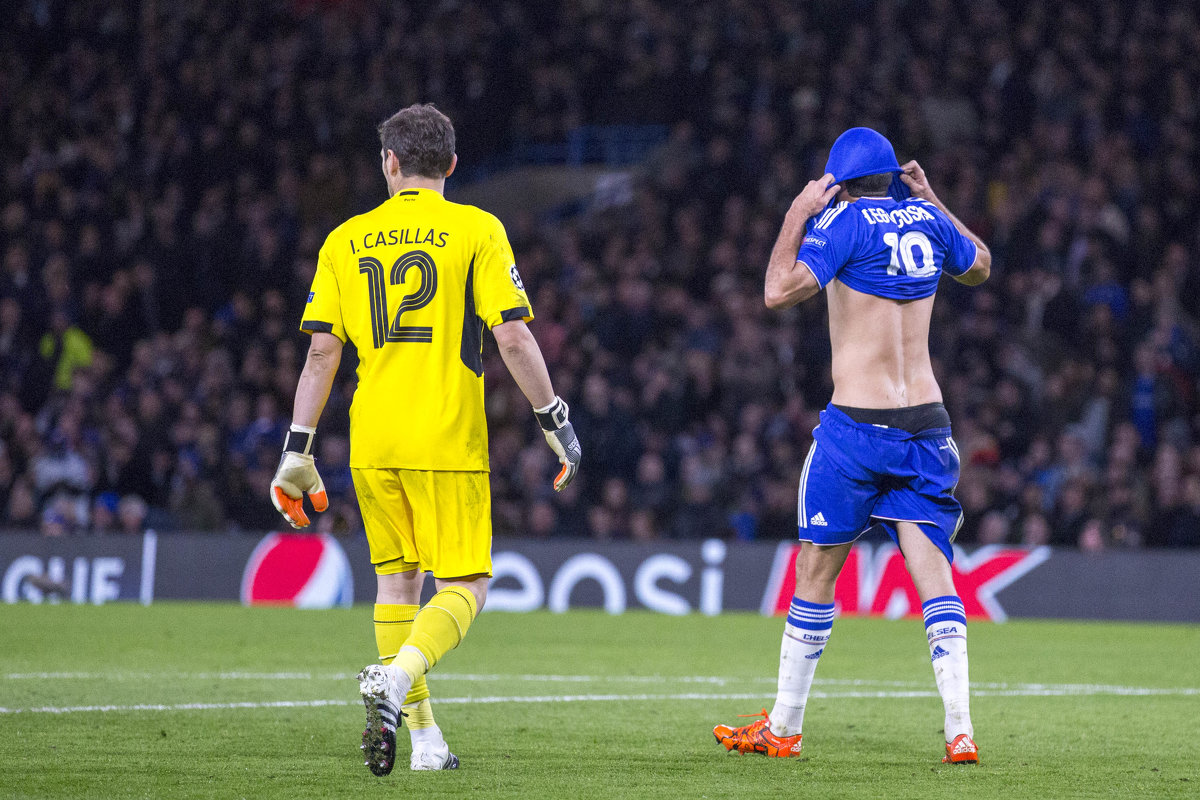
2, 532, 1197, 622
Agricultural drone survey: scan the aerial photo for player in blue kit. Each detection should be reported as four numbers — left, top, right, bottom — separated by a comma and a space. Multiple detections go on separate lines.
713, 128, 991, 764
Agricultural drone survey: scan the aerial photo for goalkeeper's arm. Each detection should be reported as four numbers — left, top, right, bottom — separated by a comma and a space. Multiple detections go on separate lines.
271, 332, 343, 528
492, 320, 581, 491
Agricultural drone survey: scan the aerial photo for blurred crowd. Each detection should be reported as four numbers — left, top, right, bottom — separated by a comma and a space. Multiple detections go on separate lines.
2, 0, 1200, 548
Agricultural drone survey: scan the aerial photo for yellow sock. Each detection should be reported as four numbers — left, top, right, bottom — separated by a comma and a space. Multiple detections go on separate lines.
373, 603, 430, 706
402, 697, 436, 730
391, 587, 478, 682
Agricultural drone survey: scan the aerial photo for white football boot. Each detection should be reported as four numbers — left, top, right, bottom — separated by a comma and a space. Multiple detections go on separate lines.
410, 736, 460, 771
357, 664, 412, 776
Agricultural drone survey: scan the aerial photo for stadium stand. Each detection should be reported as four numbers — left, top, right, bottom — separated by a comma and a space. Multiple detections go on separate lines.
2, 0, 1199, 548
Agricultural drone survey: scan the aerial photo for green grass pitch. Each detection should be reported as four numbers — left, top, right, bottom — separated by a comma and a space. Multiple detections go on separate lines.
1, 603, 1198, 799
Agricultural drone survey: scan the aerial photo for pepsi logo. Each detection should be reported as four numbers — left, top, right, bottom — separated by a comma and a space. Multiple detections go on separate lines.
241, 533, 354, 608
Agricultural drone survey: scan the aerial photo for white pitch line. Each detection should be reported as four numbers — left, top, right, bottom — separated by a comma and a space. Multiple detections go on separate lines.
2, 685, 1199, 715
4, 671, 1200, 696
0, 671, 885, 685
0, 699, 352, 715
1, 671, 341, 681
0, 672, 1068, 688
0, 671, 1019, 689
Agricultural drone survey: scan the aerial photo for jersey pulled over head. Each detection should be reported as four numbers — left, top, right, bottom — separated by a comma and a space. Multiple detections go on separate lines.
798, 127, 977, 301
822, 126, 911, 204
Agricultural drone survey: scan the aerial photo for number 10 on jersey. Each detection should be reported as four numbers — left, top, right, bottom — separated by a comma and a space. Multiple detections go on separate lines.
883, 231, 937, 278
359, 250, 439, 348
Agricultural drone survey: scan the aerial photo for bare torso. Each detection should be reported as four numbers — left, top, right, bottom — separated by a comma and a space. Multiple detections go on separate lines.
825, 278, 941, 409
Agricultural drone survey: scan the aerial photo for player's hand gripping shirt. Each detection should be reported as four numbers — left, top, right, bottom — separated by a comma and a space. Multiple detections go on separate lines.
301, 188, 532, 471
796, 197, 978, 299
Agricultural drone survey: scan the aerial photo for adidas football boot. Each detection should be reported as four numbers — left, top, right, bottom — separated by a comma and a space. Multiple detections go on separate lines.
942, 733, 979, 764
713, 709, 804, 757
357, 665, 411, 776
411, 739, 461, 771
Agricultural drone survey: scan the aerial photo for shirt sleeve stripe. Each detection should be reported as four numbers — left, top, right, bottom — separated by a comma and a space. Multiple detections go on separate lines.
943, 241, 978, 277
795, 258, 829, 289
499, 306, 531, 322
300, 320, 334, 334
816, 202, 847, 230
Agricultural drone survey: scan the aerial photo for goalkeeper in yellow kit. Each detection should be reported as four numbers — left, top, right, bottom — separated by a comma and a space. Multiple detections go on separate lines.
269, 103, 581, 776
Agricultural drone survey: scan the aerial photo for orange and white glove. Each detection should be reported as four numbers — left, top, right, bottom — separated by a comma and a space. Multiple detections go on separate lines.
270, 424, 328, 528
533, 396, 581, 492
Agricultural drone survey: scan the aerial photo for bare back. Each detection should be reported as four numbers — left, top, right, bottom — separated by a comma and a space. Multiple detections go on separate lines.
825, 279, 940, 408
791, 192, 982, 409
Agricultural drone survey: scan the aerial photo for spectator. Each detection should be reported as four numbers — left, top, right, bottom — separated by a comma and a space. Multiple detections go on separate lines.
91, 492, 120, 534
2, 0, 1200, 550
36, 309, 93, 394
118, 495, 149, 535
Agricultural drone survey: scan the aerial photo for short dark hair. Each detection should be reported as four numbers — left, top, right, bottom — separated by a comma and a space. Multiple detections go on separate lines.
377, 103, 455, 179
842, 172, 893, 197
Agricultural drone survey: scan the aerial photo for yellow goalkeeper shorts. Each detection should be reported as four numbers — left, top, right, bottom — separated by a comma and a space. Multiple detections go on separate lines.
351, 468, 493, 579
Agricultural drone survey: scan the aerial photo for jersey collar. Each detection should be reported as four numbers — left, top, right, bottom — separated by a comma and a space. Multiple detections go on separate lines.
391, 187, 443, 201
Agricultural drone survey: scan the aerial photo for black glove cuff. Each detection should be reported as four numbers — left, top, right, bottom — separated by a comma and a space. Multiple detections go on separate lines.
283, 428, 315, 456
534, 396, 569, 432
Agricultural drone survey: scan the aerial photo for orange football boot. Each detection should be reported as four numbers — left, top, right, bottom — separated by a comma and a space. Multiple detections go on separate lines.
713, 709, 803, 757
942, 733, 979, 764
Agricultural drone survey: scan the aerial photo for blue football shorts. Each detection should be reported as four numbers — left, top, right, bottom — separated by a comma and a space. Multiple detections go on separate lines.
797, 403, 964, 562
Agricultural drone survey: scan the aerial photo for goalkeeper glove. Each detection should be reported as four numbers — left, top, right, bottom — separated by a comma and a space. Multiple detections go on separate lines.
270, 424, 328, 529
533, 396, 581, 492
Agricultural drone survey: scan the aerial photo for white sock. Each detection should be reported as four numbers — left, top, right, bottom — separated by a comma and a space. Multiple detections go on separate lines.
409, 723, 443, 748
769, 597, 834, 736
922, 595, 972, 741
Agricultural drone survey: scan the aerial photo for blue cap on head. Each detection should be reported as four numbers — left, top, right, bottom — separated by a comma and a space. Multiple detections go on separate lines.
823, 127, 910, 202
95, 491, 120, 514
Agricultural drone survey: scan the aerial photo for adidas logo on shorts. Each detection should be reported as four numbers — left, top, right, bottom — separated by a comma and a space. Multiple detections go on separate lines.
809, 512, 828, 527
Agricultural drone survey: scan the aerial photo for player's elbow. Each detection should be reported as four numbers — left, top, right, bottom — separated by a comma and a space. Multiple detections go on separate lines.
958, 247, 992, 286
764, 286, 789, 310
492, 319, 533, 356
306, 332, 343, 368
765, 269, 819, 310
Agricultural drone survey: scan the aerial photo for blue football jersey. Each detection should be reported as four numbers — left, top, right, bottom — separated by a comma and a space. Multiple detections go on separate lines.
797, 197, 978, 300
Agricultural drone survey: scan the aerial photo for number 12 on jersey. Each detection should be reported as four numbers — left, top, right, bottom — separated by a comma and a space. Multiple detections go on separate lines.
883, 231, 937, 278
359, 250, 439, 348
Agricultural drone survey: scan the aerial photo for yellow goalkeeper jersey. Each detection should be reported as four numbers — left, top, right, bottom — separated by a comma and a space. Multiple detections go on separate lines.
301, 187, 533, 471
